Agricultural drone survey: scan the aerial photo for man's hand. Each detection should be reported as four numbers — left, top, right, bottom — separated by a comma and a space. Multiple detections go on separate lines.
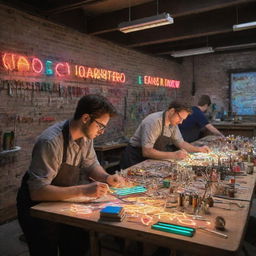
172, 149, 188, 160
83, 182, 109, 198
198, 145, 211, 153
106, 174, 125, 187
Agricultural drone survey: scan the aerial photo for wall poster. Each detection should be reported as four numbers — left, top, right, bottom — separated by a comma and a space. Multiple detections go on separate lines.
230, 71, 256, 115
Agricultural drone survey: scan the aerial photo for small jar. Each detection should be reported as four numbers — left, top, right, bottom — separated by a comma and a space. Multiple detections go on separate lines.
247, 163, 254, 174
228, 188, 235, 198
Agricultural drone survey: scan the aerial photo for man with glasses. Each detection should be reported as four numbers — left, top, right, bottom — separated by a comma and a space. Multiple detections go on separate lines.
179, 95, 224, 142
120, 101, 210, 169
17, 94, 124, 256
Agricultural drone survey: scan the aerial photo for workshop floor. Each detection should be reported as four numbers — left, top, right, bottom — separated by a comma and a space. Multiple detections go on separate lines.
1, 199, 256, 256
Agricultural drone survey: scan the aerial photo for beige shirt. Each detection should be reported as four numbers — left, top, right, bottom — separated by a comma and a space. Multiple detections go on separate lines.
27, 120, 99, 190
129, 111, 184, 149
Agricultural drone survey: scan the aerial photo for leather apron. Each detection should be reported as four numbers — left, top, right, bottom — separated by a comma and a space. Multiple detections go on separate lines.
52, 120, 81, 186
120, 111, 173, 169
153, 111, 171, 151
16, 120, 88, 256
17, 120, 82, 214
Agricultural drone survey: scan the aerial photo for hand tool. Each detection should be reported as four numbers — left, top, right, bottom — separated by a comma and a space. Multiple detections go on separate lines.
198, 227, 228, 239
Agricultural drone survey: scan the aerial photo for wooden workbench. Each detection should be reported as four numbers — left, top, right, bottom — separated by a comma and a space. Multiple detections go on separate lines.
94, 143, 127, 170
212, 121, 256, 137
31, 165, 256, 256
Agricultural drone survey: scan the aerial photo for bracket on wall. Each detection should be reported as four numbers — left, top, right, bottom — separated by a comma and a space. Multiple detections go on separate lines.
0, 146, 21, 167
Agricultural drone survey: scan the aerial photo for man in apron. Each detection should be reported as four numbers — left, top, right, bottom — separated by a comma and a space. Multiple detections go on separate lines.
17, 94, 124, 256
120, 101, 210, 169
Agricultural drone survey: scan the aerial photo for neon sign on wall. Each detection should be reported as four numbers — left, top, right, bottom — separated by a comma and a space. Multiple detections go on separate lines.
1, 52, 180, 88
138, 75, 180, 88
1, 52, 126, 84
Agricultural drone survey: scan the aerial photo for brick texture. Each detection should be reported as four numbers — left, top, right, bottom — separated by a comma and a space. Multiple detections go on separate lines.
0, 4, 182, 222
1, 3, 256, 223
179, 52, 256, 110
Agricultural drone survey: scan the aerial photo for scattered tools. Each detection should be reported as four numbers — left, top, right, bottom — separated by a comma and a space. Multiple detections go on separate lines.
198, 227, 228, 239
213, 195, 250, 202
214, 199, 245, 208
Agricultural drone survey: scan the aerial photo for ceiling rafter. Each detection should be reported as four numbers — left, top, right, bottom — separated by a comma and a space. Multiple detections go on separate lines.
86, 0, 256, 35
42, 0, 102, 15
2, 0, 256, 56
97, 5, 256, 48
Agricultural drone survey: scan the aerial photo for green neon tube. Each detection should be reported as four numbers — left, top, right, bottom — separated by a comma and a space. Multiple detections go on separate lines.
156, 222, 195, 232
152, 224, 194, 237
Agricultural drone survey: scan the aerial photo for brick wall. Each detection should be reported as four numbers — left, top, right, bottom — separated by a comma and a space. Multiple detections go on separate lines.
179, 51, 256, 112
0, 4, 182, 222
1, 3, 255, 223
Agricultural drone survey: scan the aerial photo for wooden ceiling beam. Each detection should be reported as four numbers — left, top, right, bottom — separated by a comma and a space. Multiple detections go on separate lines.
152, 30, 256, 55
96, 5, 256, 48
87, 0, 256, 35
42, 0, 103, 15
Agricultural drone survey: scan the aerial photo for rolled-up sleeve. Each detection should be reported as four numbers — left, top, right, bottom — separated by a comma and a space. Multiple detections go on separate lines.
141, 120, 161, 148
28, 139, 62, 191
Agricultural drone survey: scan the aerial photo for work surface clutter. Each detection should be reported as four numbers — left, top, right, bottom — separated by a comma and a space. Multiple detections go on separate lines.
28, 135, 256, 256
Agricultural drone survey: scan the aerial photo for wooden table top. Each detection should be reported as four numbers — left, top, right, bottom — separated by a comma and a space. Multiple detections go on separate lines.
31, 171, 256, 256
212, 122, 256, 128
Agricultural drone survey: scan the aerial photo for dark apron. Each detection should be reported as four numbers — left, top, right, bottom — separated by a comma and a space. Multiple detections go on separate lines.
16, 120, 88, 256
120, 111, 176, 169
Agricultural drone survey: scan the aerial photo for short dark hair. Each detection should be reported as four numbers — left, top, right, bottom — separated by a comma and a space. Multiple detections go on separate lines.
73, 94, 117, 120
168, 101, 192, 113
198, 95, 211, 106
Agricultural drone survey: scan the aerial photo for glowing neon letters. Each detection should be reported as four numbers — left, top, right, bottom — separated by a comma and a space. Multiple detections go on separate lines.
32, 58, 43, 73
1, 52, 180, 87
1, 52, 126, 84
3, 53, 45, 74
74, 65, 125, 83
143, 75, 180, 88
55, 62, 70, 77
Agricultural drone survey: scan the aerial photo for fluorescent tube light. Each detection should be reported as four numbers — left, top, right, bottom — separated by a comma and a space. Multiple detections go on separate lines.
233, 21, 256, 31
118, 12, 173, 33
171, 47, 214, 58
215, 43, 256, 52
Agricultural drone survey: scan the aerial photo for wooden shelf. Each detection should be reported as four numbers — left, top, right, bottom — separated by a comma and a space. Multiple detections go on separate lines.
212, 122, 256, 137
94, 143, 127, 171
0, 146, 21, 156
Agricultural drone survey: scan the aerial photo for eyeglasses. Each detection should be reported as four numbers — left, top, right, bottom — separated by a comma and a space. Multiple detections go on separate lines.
93, 119, 107, 131
176, 111, 185, 121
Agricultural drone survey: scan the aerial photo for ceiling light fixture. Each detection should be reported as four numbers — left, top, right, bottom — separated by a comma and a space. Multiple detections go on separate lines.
118, 12, 173, 33
233, 21, 256, 31
215, 43, 256, 52
171, 47, 214, 58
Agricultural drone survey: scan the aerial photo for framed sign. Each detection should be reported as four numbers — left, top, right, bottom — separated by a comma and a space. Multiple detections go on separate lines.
230, 71, 256, 115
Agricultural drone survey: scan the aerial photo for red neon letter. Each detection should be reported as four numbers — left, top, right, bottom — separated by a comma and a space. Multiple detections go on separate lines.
175, 81, 180, 88
144, 76, 149, 85
32, 58, 43, 73
55, 62, 70, 77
